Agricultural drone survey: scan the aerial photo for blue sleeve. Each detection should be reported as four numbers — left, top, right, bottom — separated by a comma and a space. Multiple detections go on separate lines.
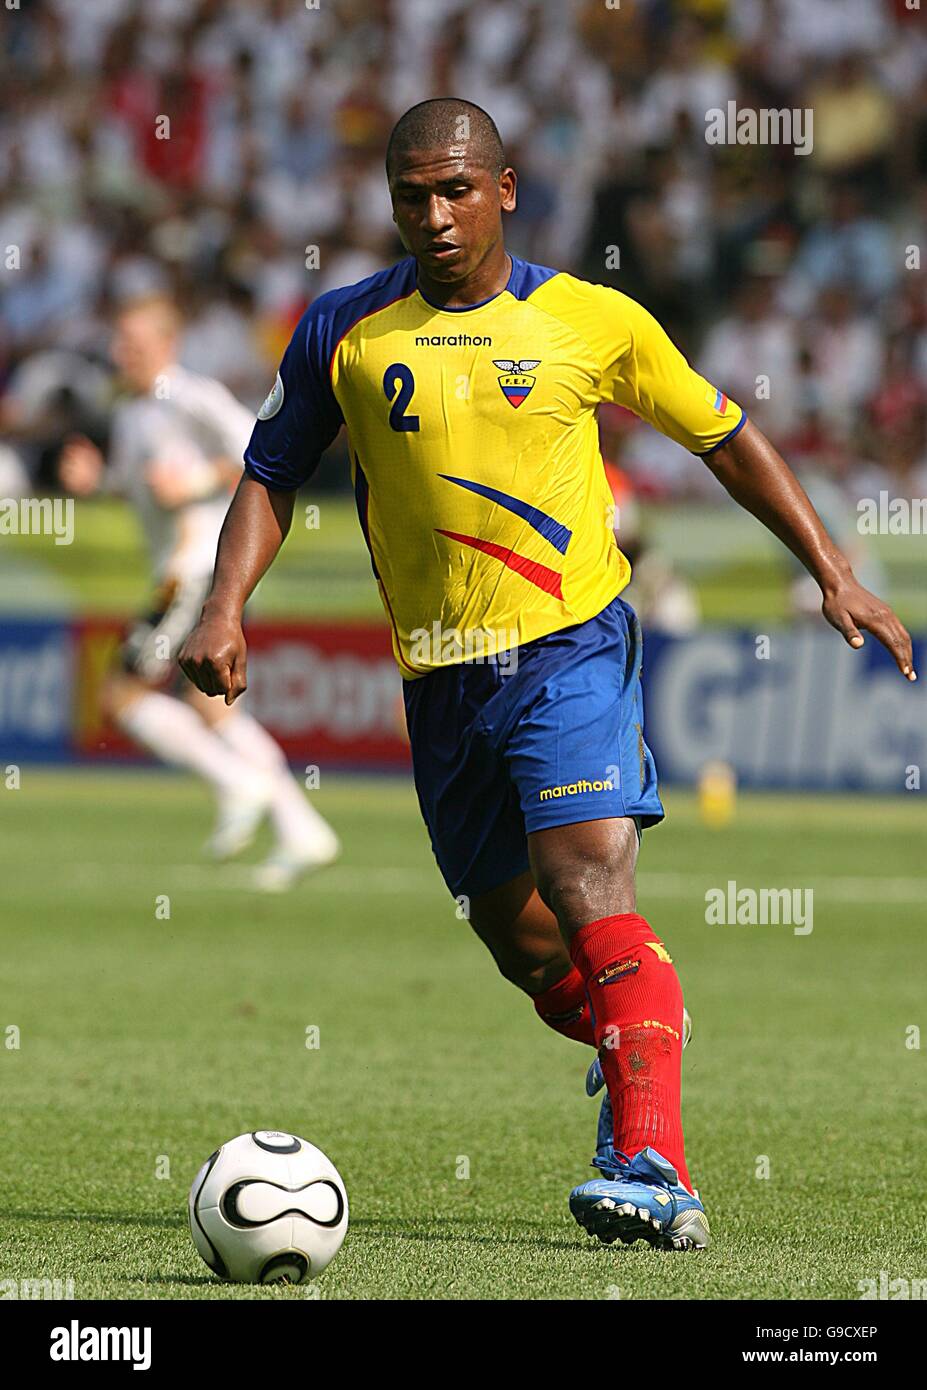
244, 302, 344, 491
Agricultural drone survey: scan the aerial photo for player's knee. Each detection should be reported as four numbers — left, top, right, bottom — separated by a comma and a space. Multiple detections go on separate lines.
488, 939, 566, 994
499, 954, 566, 994
100, 673, 145, 723
535, 860, 636, 933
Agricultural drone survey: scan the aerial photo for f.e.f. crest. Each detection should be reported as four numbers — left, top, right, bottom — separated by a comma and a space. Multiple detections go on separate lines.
493, 358, 541, 409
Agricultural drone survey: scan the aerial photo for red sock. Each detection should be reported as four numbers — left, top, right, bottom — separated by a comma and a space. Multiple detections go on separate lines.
570, 912, 691, 1192
532, 966, 596, 1046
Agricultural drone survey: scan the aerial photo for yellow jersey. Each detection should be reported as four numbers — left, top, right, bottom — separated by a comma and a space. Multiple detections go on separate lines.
245, 255, 744, 676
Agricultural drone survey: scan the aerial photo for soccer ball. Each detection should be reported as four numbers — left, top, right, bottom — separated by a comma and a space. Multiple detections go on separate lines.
188, 1130, 348, 1284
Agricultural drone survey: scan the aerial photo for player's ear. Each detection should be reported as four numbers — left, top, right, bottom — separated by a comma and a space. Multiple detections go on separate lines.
499, 167, 517, 214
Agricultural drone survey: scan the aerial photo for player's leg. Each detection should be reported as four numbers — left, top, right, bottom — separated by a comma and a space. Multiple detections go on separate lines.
503, 597, 708, 1247
105, 589, 275, 819
468, 871, 595, 1046
189, 685, 339, 880
528, 816, 688, 1180
468, 843, 691, 1096
103, 669, 271, 803
403, 654, 598, 1045
523, 818, 707, 1248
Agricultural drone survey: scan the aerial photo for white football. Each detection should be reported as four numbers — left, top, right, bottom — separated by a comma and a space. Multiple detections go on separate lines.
188, 1130, 349, 1284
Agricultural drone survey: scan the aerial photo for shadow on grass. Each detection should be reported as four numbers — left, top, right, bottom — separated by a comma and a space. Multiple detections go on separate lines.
6, 1210, 591, 1295
2, 1209, 185, 1230
347, 1215, 584, 1253
122, 1274, 228, 1288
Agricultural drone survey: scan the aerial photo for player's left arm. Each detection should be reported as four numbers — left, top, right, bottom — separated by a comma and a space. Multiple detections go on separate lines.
704, 419, 916, 681
598, 288, 916, 683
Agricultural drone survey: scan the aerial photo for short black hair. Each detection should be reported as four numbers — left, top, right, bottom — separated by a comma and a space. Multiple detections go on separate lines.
386, 98, 505, 180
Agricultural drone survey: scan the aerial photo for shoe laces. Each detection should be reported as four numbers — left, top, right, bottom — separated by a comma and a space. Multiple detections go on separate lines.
590, 1147, 634, 1178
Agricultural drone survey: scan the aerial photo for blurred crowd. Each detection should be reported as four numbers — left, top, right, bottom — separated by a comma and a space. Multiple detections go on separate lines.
1, 0, 926, 507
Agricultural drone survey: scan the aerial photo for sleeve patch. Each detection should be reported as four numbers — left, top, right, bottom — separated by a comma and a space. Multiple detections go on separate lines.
257, 372, 285, 421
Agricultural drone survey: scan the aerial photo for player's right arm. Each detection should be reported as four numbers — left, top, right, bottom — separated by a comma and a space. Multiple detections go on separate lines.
179, 299, 344, 704
179, 477, 294, 704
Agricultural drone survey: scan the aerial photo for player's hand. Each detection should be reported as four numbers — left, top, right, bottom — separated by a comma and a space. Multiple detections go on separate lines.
179, 611, 249, 705
821, 576, 916, 681
146, 456, 219, 508
59, 435, 104, 495
146, 458, 193, 509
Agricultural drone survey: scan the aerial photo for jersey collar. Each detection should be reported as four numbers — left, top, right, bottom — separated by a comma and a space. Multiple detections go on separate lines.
416, 254, 515, 314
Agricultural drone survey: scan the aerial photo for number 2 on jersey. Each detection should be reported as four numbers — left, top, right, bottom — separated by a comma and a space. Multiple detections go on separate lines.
383, 363, 420, 432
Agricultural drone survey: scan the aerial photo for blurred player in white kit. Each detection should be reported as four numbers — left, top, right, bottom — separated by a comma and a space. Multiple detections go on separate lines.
60, 295, 339, 891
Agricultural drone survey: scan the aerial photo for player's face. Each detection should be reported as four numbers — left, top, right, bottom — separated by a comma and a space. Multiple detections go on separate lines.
389, 149, 516, 284
112, 310, 177, 390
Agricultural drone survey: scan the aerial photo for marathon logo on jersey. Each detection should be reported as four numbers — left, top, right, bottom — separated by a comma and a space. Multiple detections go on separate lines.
705, 384, 729, 415
596, 957, 641, 987
539, 777, 614, 801
414, 334, 493, 346
493, 358, 541, 408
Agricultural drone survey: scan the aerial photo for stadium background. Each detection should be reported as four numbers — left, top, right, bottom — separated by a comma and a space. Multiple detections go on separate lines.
1, 0, 925, 782
1, 0, 926, 1303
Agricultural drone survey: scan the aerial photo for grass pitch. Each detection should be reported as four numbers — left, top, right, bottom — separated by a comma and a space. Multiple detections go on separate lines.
4, 495, 925, 628
1, 770, 925, 1300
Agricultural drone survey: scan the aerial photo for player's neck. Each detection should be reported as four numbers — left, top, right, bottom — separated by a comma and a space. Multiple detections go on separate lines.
416, 248, 511, 310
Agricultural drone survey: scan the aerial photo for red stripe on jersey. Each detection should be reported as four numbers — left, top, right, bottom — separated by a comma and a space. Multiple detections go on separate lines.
436, 530, 564, 600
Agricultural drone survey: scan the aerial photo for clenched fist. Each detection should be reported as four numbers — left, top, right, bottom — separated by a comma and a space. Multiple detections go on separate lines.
179, 609, 249, 705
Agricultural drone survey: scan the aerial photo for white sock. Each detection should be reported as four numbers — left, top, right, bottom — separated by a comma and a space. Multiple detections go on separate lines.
213, 708, 335, 850
118, 691, 270, 801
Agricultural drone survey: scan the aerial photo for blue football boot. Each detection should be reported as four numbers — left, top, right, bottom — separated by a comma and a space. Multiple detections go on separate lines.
575, 1009, 705, 1248
569, 1146, 710, 1250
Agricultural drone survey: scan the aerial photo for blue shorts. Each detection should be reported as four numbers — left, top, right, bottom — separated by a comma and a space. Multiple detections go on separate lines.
402, 595, 664, 899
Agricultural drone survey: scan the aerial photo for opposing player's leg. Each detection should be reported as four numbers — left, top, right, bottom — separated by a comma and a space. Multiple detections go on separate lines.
108, 583, 277, 838
109, 580, 338, 886
192, 687, 339, 887
104, 668, 273, 810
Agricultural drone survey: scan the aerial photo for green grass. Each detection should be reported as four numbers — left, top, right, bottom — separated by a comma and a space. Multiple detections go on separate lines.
1, 772, 925, 1300
3, 496, 924, 626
